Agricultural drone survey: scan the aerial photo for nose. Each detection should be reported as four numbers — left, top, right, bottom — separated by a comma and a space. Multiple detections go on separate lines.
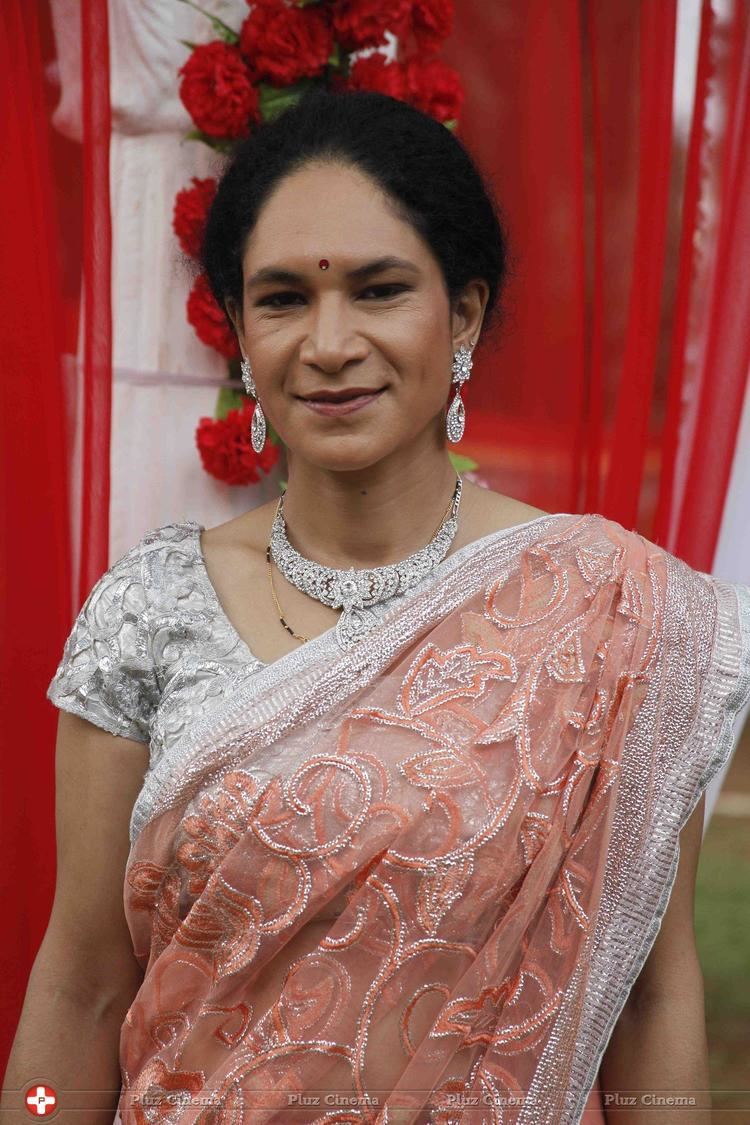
298, 294, 369, 372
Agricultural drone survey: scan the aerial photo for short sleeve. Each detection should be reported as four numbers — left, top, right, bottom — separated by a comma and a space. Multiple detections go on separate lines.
46, 539, 159, 743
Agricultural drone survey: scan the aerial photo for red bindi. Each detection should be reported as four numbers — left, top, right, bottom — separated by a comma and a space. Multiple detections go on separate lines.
318, 259, 330, 270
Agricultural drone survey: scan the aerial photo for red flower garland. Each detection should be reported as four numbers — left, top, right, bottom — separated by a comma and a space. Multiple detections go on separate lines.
173, 177, 217, 260
178, 41, 259, 139
196, 402, 280, 486
341, 51, 463, 122
341, 54, 408, 99
403, 55, 464, 123
332, 0, 413, 51
239, 0, 335, 85
406, 0, 455, 54
187, 273, 240, 360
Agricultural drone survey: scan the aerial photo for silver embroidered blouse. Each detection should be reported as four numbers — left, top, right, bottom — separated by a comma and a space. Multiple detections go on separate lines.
47, 517, 467, 775
47, 512, 571, 795
46, 521, 271, 773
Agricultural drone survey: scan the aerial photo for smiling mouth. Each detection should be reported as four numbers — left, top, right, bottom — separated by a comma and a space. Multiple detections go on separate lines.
297, 388, 387, 415
297, 388, 386, 403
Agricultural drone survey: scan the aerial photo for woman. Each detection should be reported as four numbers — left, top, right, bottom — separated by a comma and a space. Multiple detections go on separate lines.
8, 89, 749, 1123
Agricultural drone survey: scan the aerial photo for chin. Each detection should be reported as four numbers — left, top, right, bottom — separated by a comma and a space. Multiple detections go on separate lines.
294, 439, 394, 473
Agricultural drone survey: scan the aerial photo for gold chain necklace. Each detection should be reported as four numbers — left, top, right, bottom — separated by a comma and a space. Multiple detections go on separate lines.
265, 485, 458, 644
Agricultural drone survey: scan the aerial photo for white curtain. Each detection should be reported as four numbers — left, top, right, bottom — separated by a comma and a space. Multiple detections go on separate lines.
51, 0, 274, 570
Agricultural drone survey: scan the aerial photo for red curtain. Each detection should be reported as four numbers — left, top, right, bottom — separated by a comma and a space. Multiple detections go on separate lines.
443, 0, 750, 569
668, 0, 750, 568
0, 0, 72, 1073
79, 0, 112, 602
2, 0, 749, 1081
599, 0, 677, 530
0, 0, 111, 1078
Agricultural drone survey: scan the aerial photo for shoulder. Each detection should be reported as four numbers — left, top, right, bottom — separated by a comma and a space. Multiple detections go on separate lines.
52, 519, 202, 674
198, 503, 275, 552
196, 505, 276, 583
79, 520, 199, 583
68, 521, 202, 620
138, 519, 202, 560
45, 526, 179, 742
131, 519, 204, 596
461, 481, 550, 538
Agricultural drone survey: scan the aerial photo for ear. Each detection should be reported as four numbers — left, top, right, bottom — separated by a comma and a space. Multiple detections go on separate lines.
450, 279, 489, 351
224, 296, 244, 344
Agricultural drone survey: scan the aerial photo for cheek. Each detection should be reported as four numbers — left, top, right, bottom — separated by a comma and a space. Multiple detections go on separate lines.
391, 359, 453, 421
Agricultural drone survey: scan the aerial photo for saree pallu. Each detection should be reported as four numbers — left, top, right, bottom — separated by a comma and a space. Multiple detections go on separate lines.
117, 513, 750, 1124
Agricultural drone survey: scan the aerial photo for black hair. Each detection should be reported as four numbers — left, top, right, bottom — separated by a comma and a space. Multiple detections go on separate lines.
200, 87, 514, 350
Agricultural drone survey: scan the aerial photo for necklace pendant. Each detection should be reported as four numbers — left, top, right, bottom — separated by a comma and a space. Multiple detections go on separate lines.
339, 570, 360, 614
336, 604, 378, 649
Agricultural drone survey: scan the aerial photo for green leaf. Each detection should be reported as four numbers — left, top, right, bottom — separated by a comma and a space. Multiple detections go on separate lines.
175, 0, 240, 44
258, 80, 316, 121
214, 385, 245, 420
279, 479, 288, 493
327, 42, 343, 69
178, 39, 199, 51
182, 128, 236, 154
443, 118, 458, 132
448, 451, 480, 474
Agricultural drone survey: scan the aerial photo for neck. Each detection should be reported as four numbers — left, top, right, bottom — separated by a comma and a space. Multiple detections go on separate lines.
280, 447, 462, 568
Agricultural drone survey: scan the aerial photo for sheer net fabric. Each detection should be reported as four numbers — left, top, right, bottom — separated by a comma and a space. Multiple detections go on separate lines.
47, 514, 750, 1122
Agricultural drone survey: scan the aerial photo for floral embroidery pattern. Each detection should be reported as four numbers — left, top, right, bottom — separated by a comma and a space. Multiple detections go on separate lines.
114, 515, 747, 1123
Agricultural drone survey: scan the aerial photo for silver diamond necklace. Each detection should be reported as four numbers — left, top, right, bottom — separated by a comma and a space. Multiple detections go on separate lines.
267, 475, 464, 651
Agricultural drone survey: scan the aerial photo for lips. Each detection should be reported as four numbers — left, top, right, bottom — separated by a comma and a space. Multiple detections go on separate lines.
299, 387, 385, 403
299, 388, 386, 416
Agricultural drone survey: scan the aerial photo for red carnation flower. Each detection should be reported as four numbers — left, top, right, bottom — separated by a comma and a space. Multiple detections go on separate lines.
406, 0, 454, 53
404, 56, 464, 122
332, 0, 412, 51
187, 273, 240, 359
342, 53, 407, 98
178, 41, 259, 139
196, 403, 280, 486
239, 0, 334, 86
173, 177, 217, 260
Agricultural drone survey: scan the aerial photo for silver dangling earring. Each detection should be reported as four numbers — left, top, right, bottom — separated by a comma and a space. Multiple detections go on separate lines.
240, 354, 267, 454
446, 342, 473, 443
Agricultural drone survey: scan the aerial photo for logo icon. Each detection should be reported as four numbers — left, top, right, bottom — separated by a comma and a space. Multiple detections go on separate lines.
24, 1085, 57, 1117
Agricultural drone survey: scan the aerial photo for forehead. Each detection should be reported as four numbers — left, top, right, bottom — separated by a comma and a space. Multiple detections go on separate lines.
242, 162, 433, 270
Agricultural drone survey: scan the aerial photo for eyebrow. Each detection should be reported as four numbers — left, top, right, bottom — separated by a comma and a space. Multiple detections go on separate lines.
245, 255, 420, 292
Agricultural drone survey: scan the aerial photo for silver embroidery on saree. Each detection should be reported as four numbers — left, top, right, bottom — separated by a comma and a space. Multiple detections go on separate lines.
117, 514, 750, 1124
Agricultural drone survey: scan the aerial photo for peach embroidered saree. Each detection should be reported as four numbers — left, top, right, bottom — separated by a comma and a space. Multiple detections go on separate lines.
117, 513, 750, 1124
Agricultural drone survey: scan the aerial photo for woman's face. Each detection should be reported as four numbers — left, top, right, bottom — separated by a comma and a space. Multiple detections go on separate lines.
229, 161, 486, 472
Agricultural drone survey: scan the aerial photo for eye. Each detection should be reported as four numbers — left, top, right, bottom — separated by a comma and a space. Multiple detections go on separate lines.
359, 284, 410, 299
256, 291, 304, 308
255, 283, 410, 309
